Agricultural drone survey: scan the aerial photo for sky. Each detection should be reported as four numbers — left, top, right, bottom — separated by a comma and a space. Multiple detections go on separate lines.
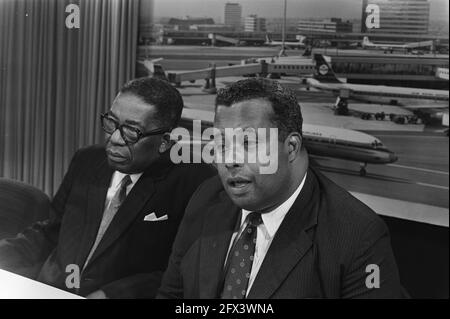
141, 0, 449, 22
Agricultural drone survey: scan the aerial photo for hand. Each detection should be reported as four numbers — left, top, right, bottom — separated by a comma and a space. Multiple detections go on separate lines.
86, 290, 108, 299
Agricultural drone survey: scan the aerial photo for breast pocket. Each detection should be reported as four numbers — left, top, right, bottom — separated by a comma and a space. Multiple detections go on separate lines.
124, 214, 175, 270
129, 212, 174, 247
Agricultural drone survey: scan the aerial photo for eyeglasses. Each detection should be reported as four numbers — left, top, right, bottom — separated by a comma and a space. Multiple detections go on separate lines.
100, 113, 171, 145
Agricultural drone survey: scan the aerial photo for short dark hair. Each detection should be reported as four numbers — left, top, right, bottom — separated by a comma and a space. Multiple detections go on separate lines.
215, 78, 303, 140
119, 77, 184, 128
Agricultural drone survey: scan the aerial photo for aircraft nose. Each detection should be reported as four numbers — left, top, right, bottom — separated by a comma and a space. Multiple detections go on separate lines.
389, 152, 398, 163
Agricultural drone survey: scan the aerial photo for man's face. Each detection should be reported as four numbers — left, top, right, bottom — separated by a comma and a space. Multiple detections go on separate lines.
214, 98, 291, 212
105, 93, 164, 174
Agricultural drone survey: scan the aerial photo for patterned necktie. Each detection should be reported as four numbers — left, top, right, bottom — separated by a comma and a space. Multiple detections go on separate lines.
221, 212, 263, 299
83, 174, 132, 269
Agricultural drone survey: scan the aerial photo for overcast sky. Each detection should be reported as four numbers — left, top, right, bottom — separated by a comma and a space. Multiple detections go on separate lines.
141, 0, 449, 22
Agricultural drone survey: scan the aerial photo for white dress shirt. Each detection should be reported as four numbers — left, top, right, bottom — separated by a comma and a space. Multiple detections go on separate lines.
225, 172, 307, 295
82, 171, 143, 270
104, 171, 143, 211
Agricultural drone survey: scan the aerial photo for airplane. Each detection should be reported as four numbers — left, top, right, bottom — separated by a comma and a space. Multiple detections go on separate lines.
436, 67, 449, 81
301, 123, 397, 176
178, 108, 397, 176
362, 36, 434, 53
265, 34, 306, 49
306, 54, 449, 110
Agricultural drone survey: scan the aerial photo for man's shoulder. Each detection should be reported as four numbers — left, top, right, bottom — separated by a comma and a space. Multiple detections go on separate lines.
310, 168, 401, 298
184, 175, 225, 212
176, 175, 225, 241
311, 167, 387, 237
191, 174, 224, 199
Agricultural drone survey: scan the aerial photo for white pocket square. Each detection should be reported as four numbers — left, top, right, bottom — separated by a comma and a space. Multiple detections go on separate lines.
143, 212, 168, 222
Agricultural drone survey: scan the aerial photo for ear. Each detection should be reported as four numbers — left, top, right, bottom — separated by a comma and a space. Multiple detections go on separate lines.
286, 132, 302, 162
158, 132, 174, 154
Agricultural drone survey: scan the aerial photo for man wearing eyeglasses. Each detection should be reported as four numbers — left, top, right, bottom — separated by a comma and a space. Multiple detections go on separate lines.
0, 77, 216, 298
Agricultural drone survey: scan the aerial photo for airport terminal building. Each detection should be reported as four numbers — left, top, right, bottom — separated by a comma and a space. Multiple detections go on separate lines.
297, 18, 353, 34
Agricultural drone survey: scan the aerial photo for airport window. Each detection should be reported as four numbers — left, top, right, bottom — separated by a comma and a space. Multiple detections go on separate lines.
1, 0, 449, 301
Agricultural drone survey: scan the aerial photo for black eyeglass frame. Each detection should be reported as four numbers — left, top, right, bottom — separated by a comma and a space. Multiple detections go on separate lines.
100, 113, 171, 145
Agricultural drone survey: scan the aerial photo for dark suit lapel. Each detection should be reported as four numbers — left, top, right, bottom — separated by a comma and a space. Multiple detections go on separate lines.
75, 158, 113, 267
83, 155, 174, 267
247, 170, 319, 299
199, 192, 240, 299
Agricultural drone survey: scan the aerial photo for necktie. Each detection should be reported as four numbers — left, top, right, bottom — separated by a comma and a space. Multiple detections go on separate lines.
83, 174, 132, 269
221, 212, 263, 299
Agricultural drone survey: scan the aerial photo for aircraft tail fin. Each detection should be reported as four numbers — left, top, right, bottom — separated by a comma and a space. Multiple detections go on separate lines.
362, 36, 371, 47
265, 34, 272, 44
313, 54, 341, 83
296, 35, 306, 44
302, 45, 312, 57
141, 58, 167, 80
151, 64, 168, 80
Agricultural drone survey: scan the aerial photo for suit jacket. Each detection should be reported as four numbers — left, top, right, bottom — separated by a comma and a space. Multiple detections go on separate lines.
158, 166, 403, 299
0, 145, 216, 298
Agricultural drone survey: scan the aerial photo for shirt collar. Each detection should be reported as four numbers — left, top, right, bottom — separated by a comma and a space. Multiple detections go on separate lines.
111, 171, 143, 188
241, 172, 307, 238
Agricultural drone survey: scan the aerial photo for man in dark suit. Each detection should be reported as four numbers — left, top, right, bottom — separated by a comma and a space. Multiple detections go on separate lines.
158, 78, 403, 299
0, 78, 216, 298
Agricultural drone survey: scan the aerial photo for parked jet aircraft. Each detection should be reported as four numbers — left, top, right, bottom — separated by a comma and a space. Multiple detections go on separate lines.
265, 34, 306, 49
362, 36, 434, 53
307, 54, 449, 109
